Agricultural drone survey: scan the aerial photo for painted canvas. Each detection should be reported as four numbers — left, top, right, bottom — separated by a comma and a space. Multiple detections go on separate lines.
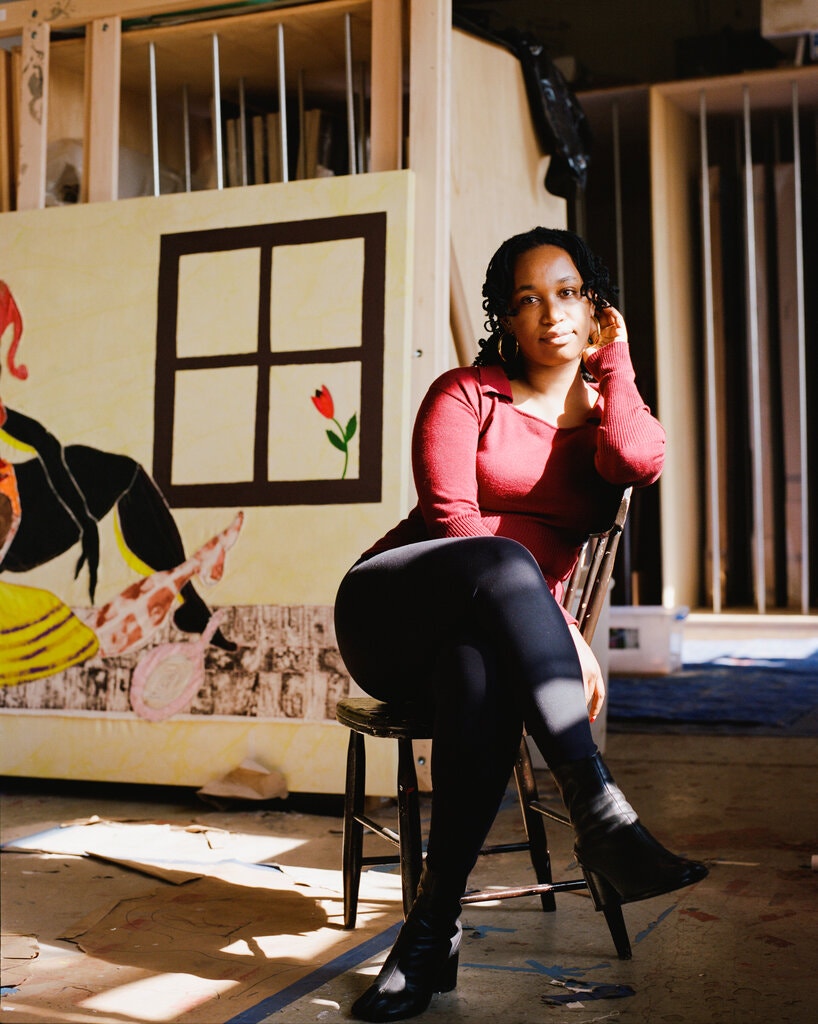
0, 171, 414, 790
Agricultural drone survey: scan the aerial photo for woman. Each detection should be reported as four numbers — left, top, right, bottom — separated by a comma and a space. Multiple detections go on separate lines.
334, 227, 707, 1023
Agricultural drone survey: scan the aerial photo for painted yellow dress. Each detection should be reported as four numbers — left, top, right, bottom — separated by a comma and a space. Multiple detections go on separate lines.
0, 456, 99, 686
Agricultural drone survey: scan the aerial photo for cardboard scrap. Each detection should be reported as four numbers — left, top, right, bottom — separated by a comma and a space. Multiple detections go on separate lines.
183, 823, 231, 849
81, 854, 203, 885
196, 758, 288, 802
60, 901, 131, 942
52, 870, 402, 1021
5, 818, 299, 884
60, 875, 330, 959
0, 934, 39, 990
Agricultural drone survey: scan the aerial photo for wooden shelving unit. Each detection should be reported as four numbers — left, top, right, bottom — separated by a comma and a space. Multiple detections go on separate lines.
579, 66, 818, 614
1, 0, 403, 207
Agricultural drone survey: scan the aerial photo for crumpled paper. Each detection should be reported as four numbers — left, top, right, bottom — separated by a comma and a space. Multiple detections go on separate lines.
196, 758, 288, 803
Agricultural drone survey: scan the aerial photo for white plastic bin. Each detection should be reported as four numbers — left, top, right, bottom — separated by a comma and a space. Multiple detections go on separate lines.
608, 606, 688, 675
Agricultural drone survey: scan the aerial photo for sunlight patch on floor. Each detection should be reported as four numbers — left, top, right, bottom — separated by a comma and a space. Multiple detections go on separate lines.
80, 973, 239, 1020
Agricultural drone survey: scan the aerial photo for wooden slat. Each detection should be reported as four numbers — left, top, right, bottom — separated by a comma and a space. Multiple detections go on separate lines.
369, 0, 402, 172
0, 49, 9, 211
649, 87, 700, 608
408, 0, 450, 413
84, 16, 121, 202
16, 21, 49, 210
9, 47, 20, 209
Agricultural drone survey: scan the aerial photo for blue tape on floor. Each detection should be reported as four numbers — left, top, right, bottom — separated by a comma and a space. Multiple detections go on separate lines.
634, 903, 676, 943
224, 921, 402, 1023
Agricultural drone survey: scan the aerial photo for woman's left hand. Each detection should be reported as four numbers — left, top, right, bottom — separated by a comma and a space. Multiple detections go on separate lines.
583, 304, 628, 362
569, 623, 606, 722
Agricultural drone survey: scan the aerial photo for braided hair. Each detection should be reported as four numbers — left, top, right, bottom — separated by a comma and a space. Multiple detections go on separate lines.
473, 227, 617, 379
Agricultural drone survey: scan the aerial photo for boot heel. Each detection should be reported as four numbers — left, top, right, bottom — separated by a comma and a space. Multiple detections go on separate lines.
433, 952, 459, 993
582, 867, 621, 912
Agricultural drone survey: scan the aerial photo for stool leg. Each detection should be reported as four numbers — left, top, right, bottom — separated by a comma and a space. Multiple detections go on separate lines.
514, 738, 556, 912
342, 730, 366, 929
397, 736, 423, 918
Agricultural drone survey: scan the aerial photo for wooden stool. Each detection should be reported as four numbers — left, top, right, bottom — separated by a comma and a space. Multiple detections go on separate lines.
336, 696, 632, 958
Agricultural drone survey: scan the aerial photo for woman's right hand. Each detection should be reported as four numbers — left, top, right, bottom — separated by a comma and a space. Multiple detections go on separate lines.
583, 304, 628, 361
569, 623, 606, 722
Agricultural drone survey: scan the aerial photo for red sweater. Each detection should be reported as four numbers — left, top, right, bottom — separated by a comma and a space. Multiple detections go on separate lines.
364, 343, 664, 604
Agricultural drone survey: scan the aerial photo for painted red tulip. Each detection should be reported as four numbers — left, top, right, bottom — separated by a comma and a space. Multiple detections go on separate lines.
310, 384, 357, 480
311, 385, 334, 420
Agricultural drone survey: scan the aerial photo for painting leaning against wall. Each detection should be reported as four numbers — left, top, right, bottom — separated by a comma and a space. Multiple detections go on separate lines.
0, 173, 415, 785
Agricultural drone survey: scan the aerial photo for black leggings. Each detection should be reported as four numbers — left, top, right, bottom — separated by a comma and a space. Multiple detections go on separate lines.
334, 535, 597, 893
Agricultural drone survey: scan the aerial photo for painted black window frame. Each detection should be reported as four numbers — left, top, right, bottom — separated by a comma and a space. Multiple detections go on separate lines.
153, 212, 386, 506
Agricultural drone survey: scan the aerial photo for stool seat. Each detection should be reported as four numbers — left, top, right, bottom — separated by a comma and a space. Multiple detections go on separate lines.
336, 697, 433, 740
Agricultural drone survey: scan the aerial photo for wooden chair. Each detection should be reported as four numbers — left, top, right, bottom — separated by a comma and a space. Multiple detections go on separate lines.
335, 488, 633, 958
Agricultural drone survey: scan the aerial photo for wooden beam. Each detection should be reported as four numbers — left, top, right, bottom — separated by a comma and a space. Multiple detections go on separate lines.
0, 49, 10, 211
16, 20, 49, 210
408, 0, 450, 411
83, 16, 121, 202
369, 0, 402, 172
649, 86, 700, 609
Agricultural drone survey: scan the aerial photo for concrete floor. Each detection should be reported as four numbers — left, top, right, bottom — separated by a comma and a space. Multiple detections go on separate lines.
2, 730, 816, 1024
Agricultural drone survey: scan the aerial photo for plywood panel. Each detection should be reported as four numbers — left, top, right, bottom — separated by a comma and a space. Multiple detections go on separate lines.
0, 169, 415, 791
46, 60, 85, 143
369, 0, 403, 173
649, 87, 700, 609
774, 163, 806, 608
0, 713, 399, 793
0, 49, 10, 211
761, 0, 818, 36
408, 0, 450, 410
84, 16, 122, 202
450, 28, 566, 364
16, 22, 49, 210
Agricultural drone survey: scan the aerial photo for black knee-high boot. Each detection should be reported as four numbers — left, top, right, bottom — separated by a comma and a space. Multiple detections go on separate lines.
551, 753, 708, 907
351, 863, 463, 1023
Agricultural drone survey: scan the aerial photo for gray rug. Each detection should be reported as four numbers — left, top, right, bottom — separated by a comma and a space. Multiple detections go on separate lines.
608, 638, 818, 736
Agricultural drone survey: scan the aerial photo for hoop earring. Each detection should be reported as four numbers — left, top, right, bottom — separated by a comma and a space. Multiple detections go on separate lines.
590, 316, 601, 345
497, 331, 519, 363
